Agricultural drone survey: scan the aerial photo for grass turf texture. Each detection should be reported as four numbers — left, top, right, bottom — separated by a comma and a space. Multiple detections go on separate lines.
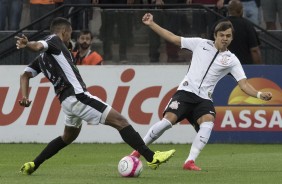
1, 143, 282, 184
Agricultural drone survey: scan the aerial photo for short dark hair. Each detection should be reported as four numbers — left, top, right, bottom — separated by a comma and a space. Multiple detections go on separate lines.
78, 29, 93, 39
228, 0, 243, 17
214, 20, 234, 36
50, 17, 71, 33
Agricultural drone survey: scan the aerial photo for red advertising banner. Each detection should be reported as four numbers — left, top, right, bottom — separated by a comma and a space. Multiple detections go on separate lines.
0, 65, 281, 143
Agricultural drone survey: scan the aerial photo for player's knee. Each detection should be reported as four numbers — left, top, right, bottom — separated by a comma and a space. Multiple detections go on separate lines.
163, 112, 178, 125
117, 117, 130, 129
62, 126, 80, 144
108, 115, 129, 130
200, 121, 214, 130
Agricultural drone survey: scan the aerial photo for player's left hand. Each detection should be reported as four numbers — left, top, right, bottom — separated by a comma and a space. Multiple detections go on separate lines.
15, 34, 28, 49
19, 97, 32, 107
260, 92, 272, 101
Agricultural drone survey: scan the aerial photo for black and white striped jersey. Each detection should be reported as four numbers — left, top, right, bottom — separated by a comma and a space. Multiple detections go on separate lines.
24, 34, 87, 102
178, 37, 246, 101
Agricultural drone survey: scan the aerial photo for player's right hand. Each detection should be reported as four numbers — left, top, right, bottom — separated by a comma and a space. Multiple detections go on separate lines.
15, 34, 28, 49
19, 97, 32, 107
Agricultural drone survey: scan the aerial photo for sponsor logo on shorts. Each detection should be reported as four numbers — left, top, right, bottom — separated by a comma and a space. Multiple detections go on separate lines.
169, 100, 180, 110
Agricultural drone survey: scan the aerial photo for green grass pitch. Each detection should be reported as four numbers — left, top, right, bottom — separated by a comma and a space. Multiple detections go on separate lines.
1, 143, 282, 184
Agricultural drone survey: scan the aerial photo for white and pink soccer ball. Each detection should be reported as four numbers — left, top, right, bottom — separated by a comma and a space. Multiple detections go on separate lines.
118, 155, 143, 177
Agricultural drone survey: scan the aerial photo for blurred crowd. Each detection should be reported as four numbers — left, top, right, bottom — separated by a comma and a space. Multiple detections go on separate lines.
0, 0, 281, 31
0, 0, 281, 65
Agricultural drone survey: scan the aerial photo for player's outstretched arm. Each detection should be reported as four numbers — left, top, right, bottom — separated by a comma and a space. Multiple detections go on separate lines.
15, 34, 44, 52
19, 71, 33, 107
142, 13, 181, 46
238, 78, 272, 101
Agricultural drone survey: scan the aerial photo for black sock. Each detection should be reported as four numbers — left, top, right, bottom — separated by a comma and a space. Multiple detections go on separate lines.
119, 125, 154, 162
33, 136, 68, 170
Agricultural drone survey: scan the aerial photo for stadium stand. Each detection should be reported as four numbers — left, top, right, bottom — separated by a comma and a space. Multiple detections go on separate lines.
0, 3, 281, 65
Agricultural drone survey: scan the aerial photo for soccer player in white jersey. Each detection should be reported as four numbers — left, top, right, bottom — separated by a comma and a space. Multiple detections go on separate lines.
130, 13, 273, 171
15, 17, 175, 175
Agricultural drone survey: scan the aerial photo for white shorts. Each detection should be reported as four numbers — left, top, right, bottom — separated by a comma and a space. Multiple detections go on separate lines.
61, 92, 112, 128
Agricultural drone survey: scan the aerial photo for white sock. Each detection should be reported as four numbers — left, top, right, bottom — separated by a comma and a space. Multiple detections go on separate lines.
143, 118, 172, 145
185, 121, 214, 163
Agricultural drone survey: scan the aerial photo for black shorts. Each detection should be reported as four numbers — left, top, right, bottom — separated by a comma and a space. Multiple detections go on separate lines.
164, 90, 216, 132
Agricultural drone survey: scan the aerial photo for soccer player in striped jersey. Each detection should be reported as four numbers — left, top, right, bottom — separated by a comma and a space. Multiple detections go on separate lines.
16, 17, 175, 175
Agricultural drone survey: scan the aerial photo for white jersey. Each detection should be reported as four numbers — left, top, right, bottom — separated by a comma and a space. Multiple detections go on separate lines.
178, 37, 246, 101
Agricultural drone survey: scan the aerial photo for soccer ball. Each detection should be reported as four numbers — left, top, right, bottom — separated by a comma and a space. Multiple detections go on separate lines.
118, 155, 143, 177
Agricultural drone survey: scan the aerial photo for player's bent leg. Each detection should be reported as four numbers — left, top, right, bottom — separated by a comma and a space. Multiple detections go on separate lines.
106, 109, 176, 167
19, 126, 82, 175
104, 108, 130, 130
62, 125, 81, 144
130, 118, 173, 159
121, 126, 176, 169
184, 121, 214, 171
106, 111, 157, 163
143, 118, 173, 145
130, 115, 176, 159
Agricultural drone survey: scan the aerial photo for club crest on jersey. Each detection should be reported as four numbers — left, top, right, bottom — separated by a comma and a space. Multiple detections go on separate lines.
220, 55, 230, 65
169, 101, 180, 110
183, 81, 189, 86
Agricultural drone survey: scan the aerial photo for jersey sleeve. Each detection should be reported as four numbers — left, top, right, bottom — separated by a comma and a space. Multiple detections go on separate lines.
181, 37, 204, 51
39, 35, 62, 55
24, 56, 41, 77
229, 56, 247, 82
